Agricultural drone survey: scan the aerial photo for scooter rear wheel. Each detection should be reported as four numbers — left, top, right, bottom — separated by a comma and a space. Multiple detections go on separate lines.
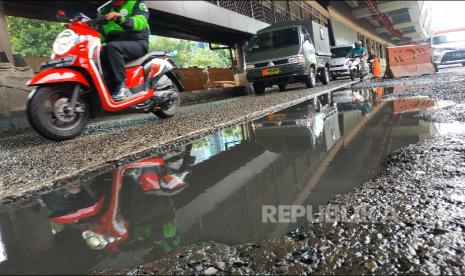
153, 75, 181, 119
27, 84, 90, 141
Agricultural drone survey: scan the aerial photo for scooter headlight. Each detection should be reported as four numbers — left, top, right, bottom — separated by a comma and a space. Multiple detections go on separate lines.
53, 29, 78, 55
82, 230, 118, 250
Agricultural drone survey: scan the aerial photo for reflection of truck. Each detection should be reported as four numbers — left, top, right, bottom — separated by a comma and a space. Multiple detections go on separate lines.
429, 28, 465, 72
245, 20, 332, 94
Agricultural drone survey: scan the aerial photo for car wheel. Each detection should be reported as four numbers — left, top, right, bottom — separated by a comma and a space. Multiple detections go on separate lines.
278, 84, 287, 92
305, 66, 316, 88
434, 64, 439, 73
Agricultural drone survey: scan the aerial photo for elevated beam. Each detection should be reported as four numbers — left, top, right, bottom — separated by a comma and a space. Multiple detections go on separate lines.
345, 0, 359, 8
375, 21, 417, 33
352, 1, 413, 19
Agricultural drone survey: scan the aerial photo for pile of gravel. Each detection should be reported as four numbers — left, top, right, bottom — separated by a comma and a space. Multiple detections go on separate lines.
419, 103, 465, 123
352, 67, 465, 91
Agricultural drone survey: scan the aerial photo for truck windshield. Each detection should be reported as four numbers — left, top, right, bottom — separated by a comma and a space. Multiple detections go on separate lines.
331, 46, 352, 58
248, 28, 300, 53
432, 31, 465, 45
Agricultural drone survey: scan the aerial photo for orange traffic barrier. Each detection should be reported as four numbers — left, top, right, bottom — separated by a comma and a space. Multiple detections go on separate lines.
372, 57, 382, 78
393, 98, 435, 114
385, 43, 435, 78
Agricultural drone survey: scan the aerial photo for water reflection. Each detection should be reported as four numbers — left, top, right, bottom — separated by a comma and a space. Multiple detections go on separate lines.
0, 87, 460, 274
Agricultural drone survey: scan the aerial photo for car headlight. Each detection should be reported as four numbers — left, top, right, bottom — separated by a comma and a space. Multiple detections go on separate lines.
53, 29, 78, 55
288, 55, 305, 63
246, 64, 255, 70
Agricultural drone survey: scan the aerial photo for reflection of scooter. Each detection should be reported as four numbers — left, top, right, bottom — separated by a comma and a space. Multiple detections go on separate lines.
346, 56, 366, 81
43, 156, 188, 252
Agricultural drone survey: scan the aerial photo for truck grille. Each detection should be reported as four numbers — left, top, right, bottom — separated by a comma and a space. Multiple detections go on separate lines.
254, 58, 289, 68
442, 50, 465, 62
273, 59, 289, 65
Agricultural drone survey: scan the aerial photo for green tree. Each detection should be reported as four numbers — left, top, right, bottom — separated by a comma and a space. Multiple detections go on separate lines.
149, 36, 231, 68
7, 16, 64, 57
149, 37, 195, 67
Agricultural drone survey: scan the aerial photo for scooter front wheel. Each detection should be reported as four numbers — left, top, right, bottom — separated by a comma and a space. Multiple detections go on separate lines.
350, 69, 355, 81
27, 84, 90, 141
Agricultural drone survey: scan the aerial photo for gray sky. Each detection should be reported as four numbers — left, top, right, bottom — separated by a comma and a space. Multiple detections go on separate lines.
430, 1, 465, 31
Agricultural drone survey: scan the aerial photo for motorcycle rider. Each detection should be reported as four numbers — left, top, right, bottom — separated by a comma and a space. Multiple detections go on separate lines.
100, 0, 150, 101
347, 40, 367, 72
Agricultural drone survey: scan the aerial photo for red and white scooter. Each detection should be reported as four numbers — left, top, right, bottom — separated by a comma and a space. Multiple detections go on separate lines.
27, 1, 183, 141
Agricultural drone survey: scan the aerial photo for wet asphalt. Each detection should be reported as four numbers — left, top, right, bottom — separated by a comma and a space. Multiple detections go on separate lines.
96, 67, 465, 274
0, 80, 352, 203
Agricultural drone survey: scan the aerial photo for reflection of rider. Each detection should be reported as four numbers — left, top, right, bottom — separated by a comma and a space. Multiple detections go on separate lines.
347, 41, 367, 71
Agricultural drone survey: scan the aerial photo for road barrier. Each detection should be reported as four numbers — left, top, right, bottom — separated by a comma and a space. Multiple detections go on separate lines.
176, 68, 235, 91
385, 43, 435, 78
393, 98, 435, 114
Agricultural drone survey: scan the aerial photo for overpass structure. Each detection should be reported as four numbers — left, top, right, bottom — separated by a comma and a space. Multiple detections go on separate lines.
0, 1, 433, 66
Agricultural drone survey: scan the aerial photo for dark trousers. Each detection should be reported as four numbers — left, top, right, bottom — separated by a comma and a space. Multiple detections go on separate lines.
102, 40, 148, 94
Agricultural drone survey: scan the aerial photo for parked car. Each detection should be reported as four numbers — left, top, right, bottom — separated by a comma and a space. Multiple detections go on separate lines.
245, 20, 332, 94
429, 27, 465, 72
329, 44, 353, 80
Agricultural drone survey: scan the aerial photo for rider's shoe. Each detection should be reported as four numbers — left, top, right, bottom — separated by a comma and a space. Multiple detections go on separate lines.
112, 83, 132, 102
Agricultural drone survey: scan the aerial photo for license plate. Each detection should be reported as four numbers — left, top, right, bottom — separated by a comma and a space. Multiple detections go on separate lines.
262, 67, 280, 76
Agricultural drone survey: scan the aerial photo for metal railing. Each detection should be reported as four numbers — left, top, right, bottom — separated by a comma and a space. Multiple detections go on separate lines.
205, 0, 328, 26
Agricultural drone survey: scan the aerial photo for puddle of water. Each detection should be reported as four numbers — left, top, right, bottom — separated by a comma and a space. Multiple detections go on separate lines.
1, 87, 464, 274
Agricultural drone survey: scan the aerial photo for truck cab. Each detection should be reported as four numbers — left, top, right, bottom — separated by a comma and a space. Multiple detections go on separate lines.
245, 20, 332, 94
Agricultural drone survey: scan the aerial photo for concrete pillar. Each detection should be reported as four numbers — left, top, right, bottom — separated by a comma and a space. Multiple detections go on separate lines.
0, 0, 14, 66
235, 42, 246, 74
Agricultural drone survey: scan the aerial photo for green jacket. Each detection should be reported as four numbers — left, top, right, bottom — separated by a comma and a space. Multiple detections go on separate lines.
100, 0, 150, 43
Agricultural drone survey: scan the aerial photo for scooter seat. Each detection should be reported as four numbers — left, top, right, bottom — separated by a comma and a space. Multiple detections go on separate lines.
125, 51, 167, 68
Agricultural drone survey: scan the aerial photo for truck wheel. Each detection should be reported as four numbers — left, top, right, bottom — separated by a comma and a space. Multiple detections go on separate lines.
305, 67, 316, 88
253, 82, 266, 94
278, 84, 287, 92
320, 67, 330, 85
27, 85, 90, 141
